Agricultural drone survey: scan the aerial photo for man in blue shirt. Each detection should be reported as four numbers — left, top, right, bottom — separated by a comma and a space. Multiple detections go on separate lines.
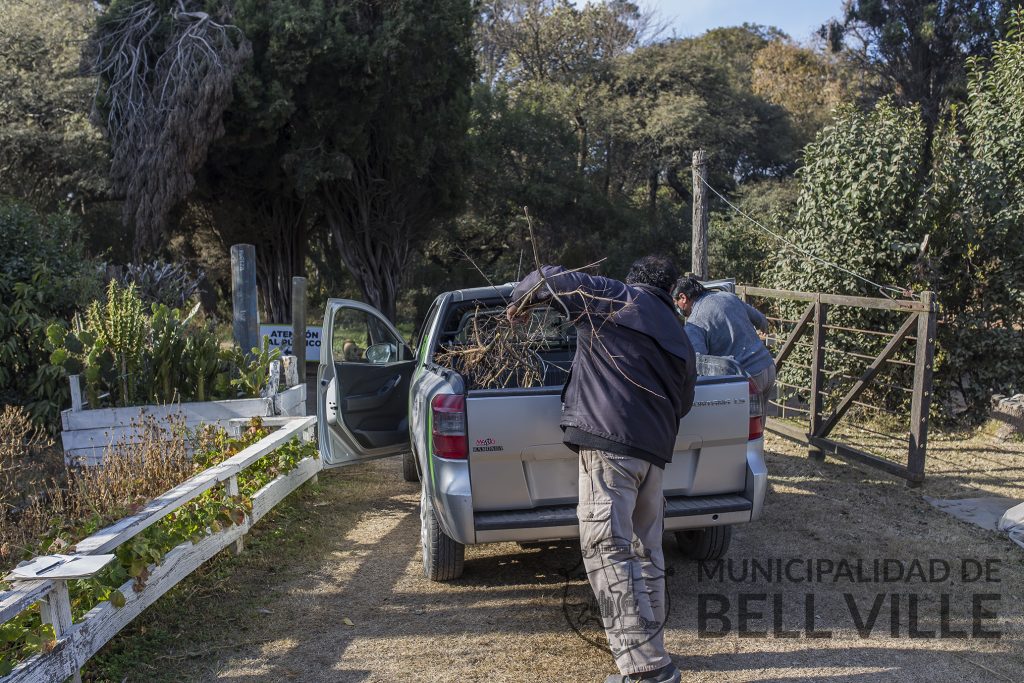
673, 275, 776, 413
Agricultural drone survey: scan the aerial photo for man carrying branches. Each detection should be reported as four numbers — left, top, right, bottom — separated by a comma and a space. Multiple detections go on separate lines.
507, 256, 696, 683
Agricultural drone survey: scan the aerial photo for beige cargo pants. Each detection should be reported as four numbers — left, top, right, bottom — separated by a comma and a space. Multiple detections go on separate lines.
578, 448, 670, 676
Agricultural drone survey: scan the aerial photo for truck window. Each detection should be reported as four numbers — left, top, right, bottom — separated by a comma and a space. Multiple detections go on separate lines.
331, 308, 404, 364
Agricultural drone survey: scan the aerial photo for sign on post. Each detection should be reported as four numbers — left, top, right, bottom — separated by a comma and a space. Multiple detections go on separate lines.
259, 325, 323, 363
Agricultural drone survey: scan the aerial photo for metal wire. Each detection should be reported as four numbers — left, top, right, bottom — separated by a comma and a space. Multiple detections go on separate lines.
698, 175, 913, 298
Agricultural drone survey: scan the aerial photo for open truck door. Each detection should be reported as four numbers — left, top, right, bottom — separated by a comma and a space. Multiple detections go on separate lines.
318, 299, 415, 468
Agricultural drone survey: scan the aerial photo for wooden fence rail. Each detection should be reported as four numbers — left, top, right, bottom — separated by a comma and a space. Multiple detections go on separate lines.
737, 286, 938, 485
0, 415, 318, 683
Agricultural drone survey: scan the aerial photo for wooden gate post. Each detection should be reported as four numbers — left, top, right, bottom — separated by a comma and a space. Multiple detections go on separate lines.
291, 276, 307, 370
691, 150, 709, 279
907, 291, 937, 486
808, 299, 828, 460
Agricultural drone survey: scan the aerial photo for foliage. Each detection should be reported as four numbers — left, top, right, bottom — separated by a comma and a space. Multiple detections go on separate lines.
114, 259, 205, 309
0, 200, 103, 430
91, 0, 252, 257
707, 177, 799, 285
767, 12, 1024, 421
751, 39, 860, 147
0, 0, 109, 209
0, 416, 317, 673
823, 0, 1023, 127
919, 9, 1024, 418
47, 281, 279, 407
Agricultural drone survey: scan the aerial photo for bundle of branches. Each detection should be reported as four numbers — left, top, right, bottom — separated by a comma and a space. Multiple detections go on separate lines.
435, 309, 551, 390
89, 0, 252, 257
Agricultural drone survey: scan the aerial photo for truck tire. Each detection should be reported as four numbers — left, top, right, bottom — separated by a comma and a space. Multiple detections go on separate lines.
674, 525, 732, 560
402, 451, 420, 482
421, 487, 464, 581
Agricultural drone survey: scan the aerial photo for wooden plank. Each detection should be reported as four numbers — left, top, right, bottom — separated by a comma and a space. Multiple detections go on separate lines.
274, 384, 306, 416
908, 292, 937, 485
736, 286, 931, 313
250, 456, 321, 523
1, 636, 78, 683
809, 436, 920, 482
807, 301, 828, 459
74, 417, 314, 555
61, 397, 274, 432
691, 150, 709, 279
765, 418, 808, 444
69, 376, 83, 413
0, 581, 52, 624
72, 523, 249, 676
39, 582, 81, 683
772, 302, 815, 373
814, 312, 918, 439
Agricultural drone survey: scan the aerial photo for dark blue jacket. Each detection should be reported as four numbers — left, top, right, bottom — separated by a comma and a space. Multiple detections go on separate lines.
511, 266, 696, 467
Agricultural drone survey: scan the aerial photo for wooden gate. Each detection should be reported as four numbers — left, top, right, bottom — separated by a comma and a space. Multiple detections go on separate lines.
736, 287, 938, 486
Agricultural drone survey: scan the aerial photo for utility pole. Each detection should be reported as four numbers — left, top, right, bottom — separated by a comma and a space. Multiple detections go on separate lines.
691, 149, 709, 279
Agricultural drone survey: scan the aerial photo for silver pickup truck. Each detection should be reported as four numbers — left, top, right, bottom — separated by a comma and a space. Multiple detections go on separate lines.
317, 284, 768, 581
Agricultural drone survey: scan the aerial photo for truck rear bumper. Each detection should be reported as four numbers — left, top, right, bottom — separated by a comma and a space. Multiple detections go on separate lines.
473, 493, 753, 543
469, 439, 769, 544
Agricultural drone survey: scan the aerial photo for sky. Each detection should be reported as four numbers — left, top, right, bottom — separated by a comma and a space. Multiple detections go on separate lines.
649, 0, 846, 43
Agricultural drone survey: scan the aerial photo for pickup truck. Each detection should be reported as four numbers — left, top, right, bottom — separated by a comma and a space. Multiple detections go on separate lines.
317, 284, 768, 581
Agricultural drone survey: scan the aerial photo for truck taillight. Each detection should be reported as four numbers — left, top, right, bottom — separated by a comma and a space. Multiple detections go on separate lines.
748, 378, 764, 441
431, 394, 467, 459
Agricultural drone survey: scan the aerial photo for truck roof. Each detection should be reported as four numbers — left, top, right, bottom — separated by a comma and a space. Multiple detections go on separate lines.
450, 283, 517, 302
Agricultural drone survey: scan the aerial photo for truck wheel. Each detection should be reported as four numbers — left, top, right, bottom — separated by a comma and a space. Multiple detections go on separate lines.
402, 451, 419, 482
420, 487, 464, 581
674, 525, 732, 560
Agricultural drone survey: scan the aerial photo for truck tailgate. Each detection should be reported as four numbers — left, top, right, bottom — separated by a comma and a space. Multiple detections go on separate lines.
466, 377, 750, 512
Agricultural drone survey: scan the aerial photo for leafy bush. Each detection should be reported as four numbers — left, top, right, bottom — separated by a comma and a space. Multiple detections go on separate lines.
47, 281, 279, 407
113, 259, 205, 309
764, 12, 1024, 423
0, 200, 102, 430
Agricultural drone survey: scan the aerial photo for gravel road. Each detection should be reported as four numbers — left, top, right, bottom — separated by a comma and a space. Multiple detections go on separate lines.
161, 433, 1024, 683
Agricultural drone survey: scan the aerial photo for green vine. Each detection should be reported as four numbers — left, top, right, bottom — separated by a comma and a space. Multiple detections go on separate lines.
0, 418, 318, 674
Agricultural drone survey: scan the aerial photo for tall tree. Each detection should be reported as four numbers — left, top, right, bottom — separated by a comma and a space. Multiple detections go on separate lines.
311, 0, 476, 321
91, 0, 251, 258
823, 0, 1023, 128
0, 0, 108, 207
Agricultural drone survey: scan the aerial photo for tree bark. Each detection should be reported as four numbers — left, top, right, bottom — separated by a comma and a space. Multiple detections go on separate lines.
253, 195, 308, 323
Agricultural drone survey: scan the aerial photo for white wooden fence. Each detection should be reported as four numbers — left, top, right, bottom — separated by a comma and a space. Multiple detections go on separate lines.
61, 357, 307, 466
0, 415, 319, 683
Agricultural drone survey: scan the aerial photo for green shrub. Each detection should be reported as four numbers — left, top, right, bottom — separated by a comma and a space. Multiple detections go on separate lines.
114, 259, 205, 309
48, 281, 280, 407
0, 200, 102, 430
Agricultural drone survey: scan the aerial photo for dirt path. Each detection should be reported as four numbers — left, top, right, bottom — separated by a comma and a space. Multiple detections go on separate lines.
109, 433, 1024, 683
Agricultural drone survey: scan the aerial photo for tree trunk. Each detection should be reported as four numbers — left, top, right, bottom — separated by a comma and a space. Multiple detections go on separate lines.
647, 168, 659, 215
319, 171, 413, 322
665, 165, 690, 202
253, 195, 308, 323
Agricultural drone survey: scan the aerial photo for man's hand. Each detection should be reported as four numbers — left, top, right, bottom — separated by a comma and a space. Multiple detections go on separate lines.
506, 303, 529, 325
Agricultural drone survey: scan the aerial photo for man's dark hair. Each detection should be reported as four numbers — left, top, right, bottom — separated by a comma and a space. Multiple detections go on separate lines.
625, 255, 679, 293
672, 274, 707, 301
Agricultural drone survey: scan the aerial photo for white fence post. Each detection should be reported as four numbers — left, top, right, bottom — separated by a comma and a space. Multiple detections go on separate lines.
40, 581, 81, 683
227, 474, 244, 555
